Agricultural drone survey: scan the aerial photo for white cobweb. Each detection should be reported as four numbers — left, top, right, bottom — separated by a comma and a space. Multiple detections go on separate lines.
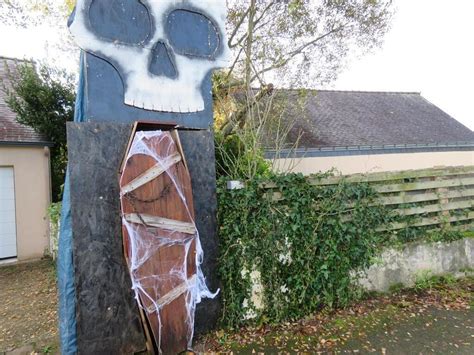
120, 130, 218, 353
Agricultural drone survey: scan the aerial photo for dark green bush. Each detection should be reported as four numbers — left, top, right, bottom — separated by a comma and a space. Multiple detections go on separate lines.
4, 63, 75, 201
217, 173, 392, 327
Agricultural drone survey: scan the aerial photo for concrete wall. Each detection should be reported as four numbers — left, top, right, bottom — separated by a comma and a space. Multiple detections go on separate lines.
241, 238, 473, 318
358, 238, 474, 292
0, 145, 51, 260
273, 151, 474, 175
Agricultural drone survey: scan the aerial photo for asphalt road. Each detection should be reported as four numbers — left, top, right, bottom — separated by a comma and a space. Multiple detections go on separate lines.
338, 307, 474, 354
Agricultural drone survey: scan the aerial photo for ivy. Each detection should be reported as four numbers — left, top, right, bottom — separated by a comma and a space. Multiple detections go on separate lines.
217, 173, 393, 327
217, 171, 473, 327
47, 202, 62, 260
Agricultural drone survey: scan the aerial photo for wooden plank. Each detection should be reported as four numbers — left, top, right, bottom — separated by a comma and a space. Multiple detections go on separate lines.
309, 166, 474, 186
339, 202, 474, 223
251, 168, 474, 235
146, 275, 197, 313
454, 223, 474, 232
373, 177, 474, 194
119, 121, 179, 174
121, 153, 182, 195
124, 213, 196, 235
271, 188, 474, 207
269, 187, 474, 206
257, 166, 474, 189
436, 176, 451, 227
138, 306, 156, 355
378, 188, 474, 205
394, 200, 474, 216
378, 211, 474, 231
120, 129, 197, 355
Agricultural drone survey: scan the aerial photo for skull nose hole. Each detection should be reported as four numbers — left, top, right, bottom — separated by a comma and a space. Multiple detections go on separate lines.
149, 42, 177, 79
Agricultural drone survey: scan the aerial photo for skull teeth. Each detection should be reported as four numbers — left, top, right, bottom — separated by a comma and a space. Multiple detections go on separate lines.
124, 97, 204, 113
70, 0, 230, 113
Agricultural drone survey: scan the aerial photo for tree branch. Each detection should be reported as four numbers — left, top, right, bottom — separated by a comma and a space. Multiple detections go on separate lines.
245, 0, 256, 88
228, 7, 250, 48
226, 46, 244, 79
250, 24, 347, 82
253, 1, 276, 28
229, 1, 276, 49
250, 59, 265, 87
220, 84, 274, 136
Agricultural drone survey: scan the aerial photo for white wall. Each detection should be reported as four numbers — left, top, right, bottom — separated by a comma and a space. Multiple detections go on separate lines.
273, 151, 474, 175
0, 145, 51, 260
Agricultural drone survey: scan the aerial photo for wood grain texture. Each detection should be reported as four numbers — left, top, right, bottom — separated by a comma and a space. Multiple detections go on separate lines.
245, 165, 474, 232
120, 130, 197, 355
67, 123, 147, 355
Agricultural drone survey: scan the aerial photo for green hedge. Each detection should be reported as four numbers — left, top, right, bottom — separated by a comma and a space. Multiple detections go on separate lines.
217, 173, 392, 327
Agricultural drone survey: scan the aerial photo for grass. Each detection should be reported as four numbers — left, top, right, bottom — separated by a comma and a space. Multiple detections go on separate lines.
462, 230, 474, 238
413, 271, 456, 291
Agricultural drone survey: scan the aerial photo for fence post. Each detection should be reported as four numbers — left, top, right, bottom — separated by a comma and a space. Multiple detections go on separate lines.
435, 176, 450, 230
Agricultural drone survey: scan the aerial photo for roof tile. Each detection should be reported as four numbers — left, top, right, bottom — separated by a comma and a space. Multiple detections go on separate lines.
278, 90, 474, 148
0, 57, 49, 144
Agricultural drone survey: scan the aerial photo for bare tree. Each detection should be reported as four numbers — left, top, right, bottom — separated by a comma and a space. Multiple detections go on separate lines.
227, 0, 394, 88
0, 0, 73, 28
218, 0, 394, 137
0, 0, 78, 71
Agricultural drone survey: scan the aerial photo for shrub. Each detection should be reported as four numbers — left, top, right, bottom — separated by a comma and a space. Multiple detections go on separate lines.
217, 173, 392, 327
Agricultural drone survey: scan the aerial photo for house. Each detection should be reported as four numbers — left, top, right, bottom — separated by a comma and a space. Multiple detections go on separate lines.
0, 57, 52, 261
268, 90, 474, 174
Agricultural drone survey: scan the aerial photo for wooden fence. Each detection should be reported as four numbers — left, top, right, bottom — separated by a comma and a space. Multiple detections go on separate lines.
256, 166, 474, 232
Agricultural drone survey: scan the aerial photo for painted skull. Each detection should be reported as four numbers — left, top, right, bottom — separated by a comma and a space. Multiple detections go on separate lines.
69, 0, 230, 113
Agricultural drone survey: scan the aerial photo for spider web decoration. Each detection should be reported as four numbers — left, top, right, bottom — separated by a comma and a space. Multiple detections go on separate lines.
119, 130, 217, 354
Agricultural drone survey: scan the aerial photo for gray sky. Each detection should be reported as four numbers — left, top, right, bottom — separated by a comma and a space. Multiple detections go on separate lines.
0, 0, 472, 130
333, 0, 474, 130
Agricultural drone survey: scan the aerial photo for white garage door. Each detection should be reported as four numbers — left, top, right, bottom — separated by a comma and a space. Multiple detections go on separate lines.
0, 167, 17, 259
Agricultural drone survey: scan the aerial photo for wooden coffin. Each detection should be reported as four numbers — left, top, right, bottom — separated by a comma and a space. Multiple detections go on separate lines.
119, 123, 198, 354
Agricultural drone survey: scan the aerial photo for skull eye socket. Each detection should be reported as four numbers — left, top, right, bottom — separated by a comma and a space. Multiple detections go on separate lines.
88, 0, 152, 45
166, 9, 220, 58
